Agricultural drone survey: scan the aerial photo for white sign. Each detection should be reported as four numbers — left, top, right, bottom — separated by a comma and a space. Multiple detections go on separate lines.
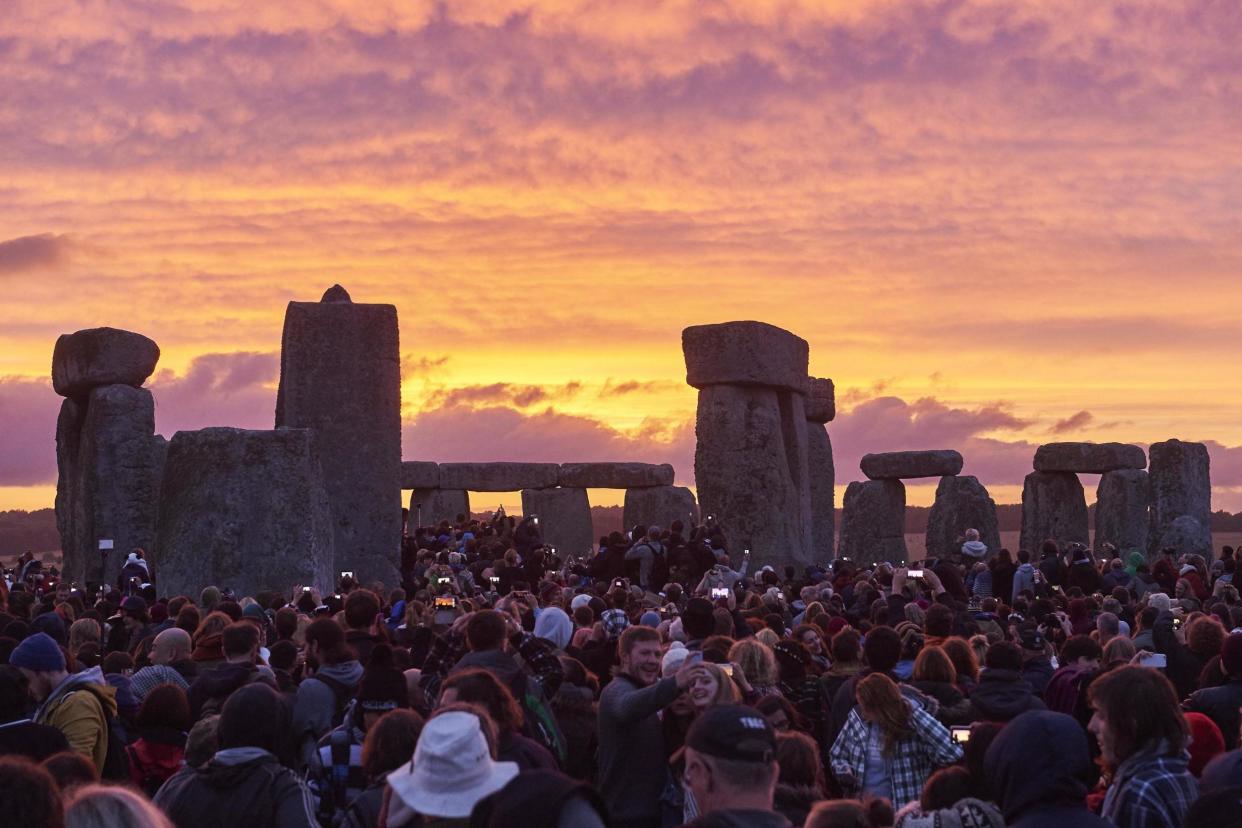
98, 539, 114, 550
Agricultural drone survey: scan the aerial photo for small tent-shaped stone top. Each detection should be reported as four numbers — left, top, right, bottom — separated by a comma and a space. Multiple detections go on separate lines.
320, 284, 352, 303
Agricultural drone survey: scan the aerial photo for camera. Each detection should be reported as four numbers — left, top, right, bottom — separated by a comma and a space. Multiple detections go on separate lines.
950, 726, 971, 744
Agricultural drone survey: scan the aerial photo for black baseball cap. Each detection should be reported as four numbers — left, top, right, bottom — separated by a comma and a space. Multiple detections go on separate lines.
684, 705, 776, 763
1018, 624, 1045, 651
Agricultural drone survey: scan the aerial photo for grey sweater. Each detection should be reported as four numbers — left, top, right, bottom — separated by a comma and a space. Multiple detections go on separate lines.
597, 673, 679, 822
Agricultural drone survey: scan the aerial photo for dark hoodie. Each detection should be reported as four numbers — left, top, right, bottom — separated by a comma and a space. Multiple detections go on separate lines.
154, 746, 317, 828
188, 661, 274, 720
969, 668, 1046, 722
985, 710, 1111, 828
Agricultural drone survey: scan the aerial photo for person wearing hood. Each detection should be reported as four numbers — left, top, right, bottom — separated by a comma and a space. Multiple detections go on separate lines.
984, 710, 1111, 828
988, 551, 1016, 609
117, 549, 150, 595
960, 528, 988, 562
293, 618, 364, 769
1011, 550, 1037, 603
155, 683, 317, 828
187, 622, 276, 720
534, 606, 574, 652
11, 632, 117, 774
0, 664, 70, 761
1065, 545, 1102, 595
968, 642, 1046, 722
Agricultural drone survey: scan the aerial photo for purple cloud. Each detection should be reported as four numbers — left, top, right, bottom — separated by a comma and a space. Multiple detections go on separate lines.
0, 377, 61, 485
0, 234, 71, 276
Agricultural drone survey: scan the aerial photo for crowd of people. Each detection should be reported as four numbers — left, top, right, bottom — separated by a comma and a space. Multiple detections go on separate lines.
1, 508, 1241, 828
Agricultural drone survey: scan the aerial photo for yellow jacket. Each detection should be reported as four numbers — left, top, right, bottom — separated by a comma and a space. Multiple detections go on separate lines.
35, 668, 118, 773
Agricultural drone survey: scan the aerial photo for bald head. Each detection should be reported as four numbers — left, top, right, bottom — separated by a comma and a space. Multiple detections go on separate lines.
151, 628, 192, 665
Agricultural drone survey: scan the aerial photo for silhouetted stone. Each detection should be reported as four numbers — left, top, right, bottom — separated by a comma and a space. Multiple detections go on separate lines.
52, 327, 160, 398
807, 423, 835, 562
521, 487, 594, 558
154, 427, 335, 598
276, 289, 401, 586
409, 488, 470, 528
1156, 515, 1212, 557
805, 378, 836, 424
839, 480, 907, 566
321, 284, 352, 303
557, 463, 674, 489
861, 450, 963, 480
683, 321, 810, 393
1034, 442, 1146, 474
926, 476, 1001, 559
1148, 439, 1211, 556
1094, 469, 1150, 556
692, 383, 813, 569
438, 463, 560, 492
401, 461, 440, 490
622, 486, 699, 535
55, 398, 85, 581
1019, 471, 1089, 553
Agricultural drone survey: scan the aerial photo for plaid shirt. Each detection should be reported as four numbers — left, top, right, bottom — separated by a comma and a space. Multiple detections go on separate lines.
1101, 744, 1197, 828
830, 702, 962, 807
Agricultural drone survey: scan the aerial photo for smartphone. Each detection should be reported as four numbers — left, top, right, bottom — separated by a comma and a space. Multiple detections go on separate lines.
710, 587, 729, 599
908, 569, 924, 578
950, 726, 971, 744
340, 571, 354, 580
1137, 652, 1167, 669
613, 579, 627, 590
437, 576, 451, 586
434, 596, 457, 609
302, 586, 312, 593
1173, 617, 1183, 630
490, 576, 500, 585
720, 664, 734, 677
743, 549, 751, 557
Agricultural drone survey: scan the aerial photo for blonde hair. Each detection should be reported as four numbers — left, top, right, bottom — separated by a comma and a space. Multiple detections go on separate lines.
698, 662, 743, 707
728, 638, 778, 687
65, 785, 173, 828
1102, 636, 1136, 665
755, 628, 780, 648
68, 618, 102, 653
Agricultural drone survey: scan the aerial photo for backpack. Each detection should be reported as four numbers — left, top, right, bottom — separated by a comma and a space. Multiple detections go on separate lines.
65, 687, 131, 782
511, 670, 568, 768
312, 674, 355, 730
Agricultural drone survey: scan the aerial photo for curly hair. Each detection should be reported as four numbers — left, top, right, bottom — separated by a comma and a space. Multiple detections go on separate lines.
728, 638, 778, 687
1187, 616, 1227, 659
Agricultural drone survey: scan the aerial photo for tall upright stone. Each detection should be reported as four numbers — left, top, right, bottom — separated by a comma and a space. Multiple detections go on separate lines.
1019, 471, 1089, 554
1148, 439, 1212, 556
684, 322, 813, 569
1095, 469, 1150, 556
839, 479, 907, 565
622, 486, 699, 535
805, 377, 836, 563
153, 428, 335, 598
926, 476, 1001, 559
276, 285, 401, 585
409, 489, 471, 528
520, 487, 594, 559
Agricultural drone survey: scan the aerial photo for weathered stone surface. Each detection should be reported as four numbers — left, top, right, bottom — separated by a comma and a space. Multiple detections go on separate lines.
805, 378, 836, 424
1019, 471, 1089, 554
861, 450, 963, 480
926, 476, 1001, 559
1034, 442, 1147, 474
839, 480, 907, 566
1148, 439, 1212, 557
437, 463, 560, 492
1155, 515, 1212, 557
683, 321, 809, 393
52, 328, 160, 398
693, 383, 813, 569
55, 398, 86, 582
521, 487, 594, 558
622, 486, 699, 535
1095, 469, 1150, 556
401, 461, 440, 490
409, 488, 470, 528
557, 463, 674, 489
276, 291, 401, 586
321, 284, 352, 303
154, 428, 335, 598
807, 424, 836, 562
70, 385, 164, 585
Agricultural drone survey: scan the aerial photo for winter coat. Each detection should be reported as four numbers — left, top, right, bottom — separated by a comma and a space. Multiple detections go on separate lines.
990, 560, 1016, 608
1066, 561, 1102, 595
1012, 563, 1037, 602
188, 661, 275, 720
1021, 656, 1056, 699
292, 660, 364, 767
0, 718, 70, 761
499, 728, 558, 771
33, 666, 117, 773
985, 710, 1112, 828
1185, 678, 1242, 750
911, 680, 973, 726
127, 727, 187, 796
154, 747, 317, 828
968, 668, 1046, 722
551, 683, 598, 781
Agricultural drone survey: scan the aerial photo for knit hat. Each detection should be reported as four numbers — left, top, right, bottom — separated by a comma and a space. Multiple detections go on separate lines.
242, 603, 267, 624
1148, 593, 1172, 614
356, 644, 409, 713
1180, 564, 1198, 576
122, 595, 148, 616
895, 798, 1005, 828
150, 602, 169, 624
662, 642, 689, 675
601, 609, 629, 640
639, 611, 661, 628
1186, 712, 1225, 777
570, 594, 593, 613
10, 632, 66, 673
31, 612, 67, 646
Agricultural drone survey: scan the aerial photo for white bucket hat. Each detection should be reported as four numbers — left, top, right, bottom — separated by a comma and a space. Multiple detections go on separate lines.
387, 711, 519, 819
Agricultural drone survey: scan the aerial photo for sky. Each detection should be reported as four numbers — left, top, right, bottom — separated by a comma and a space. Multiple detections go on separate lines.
2, 0, 1241, 515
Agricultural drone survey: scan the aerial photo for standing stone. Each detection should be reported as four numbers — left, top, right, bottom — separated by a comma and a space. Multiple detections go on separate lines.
276, 287, 401, 586
521, 487, 594, 559
1095, 469, 1150, 556
55, 398, 86, 581
805, 378, 836, 424
73, 385, 164, 586
839, 480, 907, 566
622, 486, 699, 534
1019, 471, 1089, 554
409, 489, 471, 528
926, 476, 1001, 559
1148, 439, 1212, 557
52, 327, 160, 399
692, 383, 813, 569
153, 428, 335, 599
807, 424, 836, 563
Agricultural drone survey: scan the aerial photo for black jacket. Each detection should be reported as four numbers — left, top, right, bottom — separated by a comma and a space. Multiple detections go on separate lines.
969, 668, 1046, 722
1186, 678, 1242, 750
1022, 656, 1056, 699
154, 749, 316, 828
0, 719, 69, 761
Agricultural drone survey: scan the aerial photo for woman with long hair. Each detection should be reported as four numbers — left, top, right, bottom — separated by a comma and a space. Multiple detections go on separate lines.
830, 672, 962, 808
728, 638, 780, 697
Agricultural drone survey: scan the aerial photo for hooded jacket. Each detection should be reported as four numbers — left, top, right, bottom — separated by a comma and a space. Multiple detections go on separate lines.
33, 666, 118, 772
1012, 562, 1037, 602
188, 661, 275, 719
984, 710, 1111, 828
968, 668, 1046, 722
154, 747, 317, 828
291, 659, 364, 766
961, 540, 989, 560
533, 607, 573, 651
